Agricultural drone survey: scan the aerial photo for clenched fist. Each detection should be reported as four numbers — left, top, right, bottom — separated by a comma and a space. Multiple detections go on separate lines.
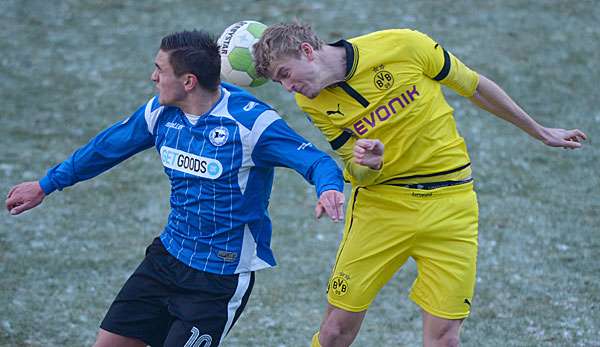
353, 139, 384, 170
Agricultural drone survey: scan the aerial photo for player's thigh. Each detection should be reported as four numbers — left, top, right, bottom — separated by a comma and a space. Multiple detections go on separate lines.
410, 184, 479, 319
166, 321, 215, 347
93, 328, 147, 347
164, 271, 255, 347
327, 186, 417, 312
100, 239, 176, 346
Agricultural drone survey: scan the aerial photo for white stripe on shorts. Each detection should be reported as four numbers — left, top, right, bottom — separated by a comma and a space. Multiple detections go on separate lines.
219, 272, 251, 344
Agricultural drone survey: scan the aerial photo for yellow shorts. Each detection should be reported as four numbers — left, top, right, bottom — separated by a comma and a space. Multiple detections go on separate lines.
327, 181, 478, 319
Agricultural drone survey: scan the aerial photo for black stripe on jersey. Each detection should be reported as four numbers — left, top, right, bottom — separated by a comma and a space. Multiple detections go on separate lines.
329, 40, 367, 107
330, 39, 357, 79
348, 43, 359, 79
383, 162, 471, 182
432, 48, 451, 81
338, 82, 370, 107
330, 187, 361, 276
330, 130, 353, 150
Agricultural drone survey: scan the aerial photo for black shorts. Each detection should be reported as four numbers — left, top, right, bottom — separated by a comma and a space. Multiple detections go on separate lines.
101, 238, 255, 347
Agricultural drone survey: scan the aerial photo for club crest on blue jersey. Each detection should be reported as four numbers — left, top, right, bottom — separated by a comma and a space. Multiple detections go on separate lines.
209, 126, 229, 147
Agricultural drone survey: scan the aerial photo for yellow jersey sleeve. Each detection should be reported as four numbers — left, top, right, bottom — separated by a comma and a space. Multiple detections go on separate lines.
406, 30, 479, 97
297, 101, 382, 185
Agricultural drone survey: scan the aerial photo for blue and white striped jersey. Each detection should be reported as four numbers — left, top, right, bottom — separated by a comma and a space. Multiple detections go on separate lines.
39, 83, 344, 274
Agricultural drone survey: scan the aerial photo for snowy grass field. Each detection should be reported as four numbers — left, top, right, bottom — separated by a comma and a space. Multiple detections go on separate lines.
1, 1, 598, 346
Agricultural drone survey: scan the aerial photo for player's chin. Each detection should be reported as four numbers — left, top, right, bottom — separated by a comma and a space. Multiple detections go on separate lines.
305, 91, 320, 99
298, 88, 319, 99
158, 96, 173, 106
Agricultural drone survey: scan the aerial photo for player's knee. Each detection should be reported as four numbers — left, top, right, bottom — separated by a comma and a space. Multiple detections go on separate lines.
427, 329, 460, 347
320, 321, 342, 341
436, 334, 460, 347
423, 314, 462, 347
319, 320, 358, 345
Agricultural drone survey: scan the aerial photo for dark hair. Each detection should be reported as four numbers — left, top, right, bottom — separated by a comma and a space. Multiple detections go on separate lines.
160, 30, 221, 91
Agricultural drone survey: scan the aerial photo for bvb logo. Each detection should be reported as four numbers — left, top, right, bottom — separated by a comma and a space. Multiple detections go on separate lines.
373, 70, 394, 90
329, 275, 349, 297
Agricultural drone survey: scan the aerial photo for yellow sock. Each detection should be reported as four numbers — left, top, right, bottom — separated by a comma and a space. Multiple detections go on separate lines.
310, 332, 322, 347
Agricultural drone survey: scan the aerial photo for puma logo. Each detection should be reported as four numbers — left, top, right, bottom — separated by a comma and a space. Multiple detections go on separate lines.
326, 104, 345, 117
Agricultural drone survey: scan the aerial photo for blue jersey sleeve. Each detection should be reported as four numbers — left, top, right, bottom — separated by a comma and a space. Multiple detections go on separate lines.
252, 118, 344, 197
39, 102, 156, 195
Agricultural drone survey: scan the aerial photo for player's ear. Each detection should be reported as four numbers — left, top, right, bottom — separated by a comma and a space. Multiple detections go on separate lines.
300, 42, 314, 60
183, 73, 198, 91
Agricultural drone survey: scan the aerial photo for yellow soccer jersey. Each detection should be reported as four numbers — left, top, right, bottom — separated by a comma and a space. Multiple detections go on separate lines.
295, 29, 479, 186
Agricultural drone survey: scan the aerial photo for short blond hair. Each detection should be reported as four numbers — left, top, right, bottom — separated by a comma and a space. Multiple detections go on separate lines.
254, 22, 324, 78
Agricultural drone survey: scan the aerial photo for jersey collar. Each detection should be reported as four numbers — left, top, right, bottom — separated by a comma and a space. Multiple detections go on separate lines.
330, 39, 359, 80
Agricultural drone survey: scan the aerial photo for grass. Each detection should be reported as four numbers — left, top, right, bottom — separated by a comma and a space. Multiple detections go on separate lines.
1, 0, 598, 346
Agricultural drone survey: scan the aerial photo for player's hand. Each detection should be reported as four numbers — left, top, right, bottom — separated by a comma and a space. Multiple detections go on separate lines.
5, 181, 46, 215
315, 190, 345, 222
541, 127, 587, 149
354, 139, 384, 170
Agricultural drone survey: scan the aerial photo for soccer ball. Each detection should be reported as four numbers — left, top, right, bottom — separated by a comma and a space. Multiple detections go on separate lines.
218, 20, 268, 87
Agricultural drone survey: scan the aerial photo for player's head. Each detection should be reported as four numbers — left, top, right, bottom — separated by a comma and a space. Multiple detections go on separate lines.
254, 22, 325, 99
152, 30, 220, 105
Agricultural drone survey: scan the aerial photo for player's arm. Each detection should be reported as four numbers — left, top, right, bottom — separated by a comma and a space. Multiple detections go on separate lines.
468, 74, 586, 148
300, 104, 384, 186
334, 135, 384, 184
6, 99, 159, 215
5, 181, 45, 215
410, 29, 480, 98
252, 111, 345, 222
352, 139, 384, 170
410, 30, 587, 148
